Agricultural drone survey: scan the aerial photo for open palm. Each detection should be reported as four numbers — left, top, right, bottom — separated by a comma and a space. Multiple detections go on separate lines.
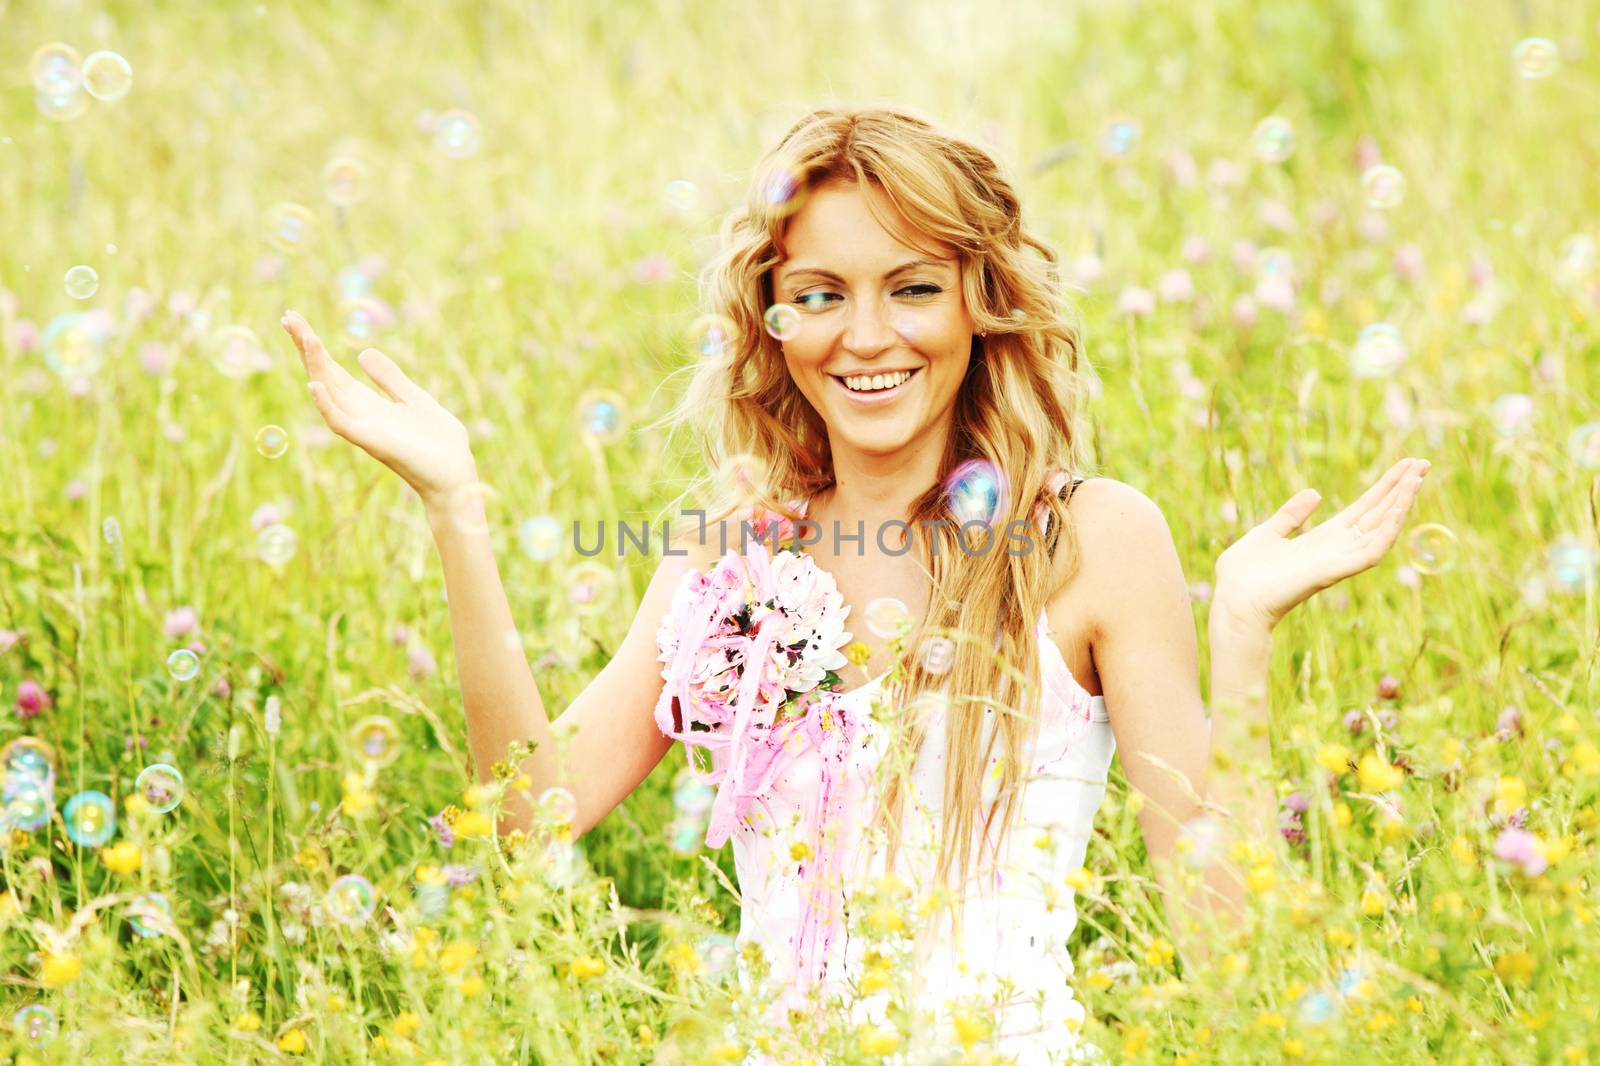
1213, 457, 1433, 632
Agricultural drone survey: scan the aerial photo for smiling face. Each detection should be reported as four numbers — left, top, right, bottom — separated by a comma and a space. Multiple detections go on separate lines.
770, 179, 977, 459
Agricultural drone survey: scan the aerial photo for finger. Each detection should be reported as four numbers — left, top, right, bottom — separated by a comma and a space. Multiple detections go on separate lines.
307, 380, 360, 440
283, 311, 361, 396
1264, 487, 1322, 537
356, 347, 425, 405
1355, 475, 1424, 557
1334, 458, 1415, 528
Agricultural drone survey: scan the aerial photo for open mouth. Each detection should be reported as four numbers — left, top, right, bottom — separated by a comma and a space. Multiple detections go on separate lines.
831, 367, 921, 401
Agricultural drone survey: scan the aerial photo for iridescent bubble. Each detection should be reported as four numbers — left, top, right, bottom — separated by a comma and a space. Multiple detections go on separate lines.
1556, 235, 1597, 286
671, 769, 714, 817
760, 164, 808, 218
665, 815, 704, 855
1101, 114, 1140, 158
863, 597, 910, 640
135, 763, 185, 813
127, 892, 172, 938
1568, 421, 1600, 470
36, 83, 90, 122
689, 313, 737, 361
209, 325, 265, 379
322, 157, 369, 208
257, 523, 299, 565
1404, 523, 1459, 575
416, 881, 449, 921
62, 790, 115, 847
3, 737, 58, 785
166, 648, 200, 681
64, 265, 99, 300
518, 515, 564, 561
1511, 37, 1560, 79
350, 716, 401, 767
264, 203, 315, 255
1336, 965, 1368, 997
664, 179, 699, 214
918, 636, 955, 676
1361, 165, 1406, 210
1350, 323, 1407, 379
566, 561, 616, 617
326, 873, 376, 925
11, 1003, 57, 1046
577, 389, 626, 443
698, 933, 738, 981
540, 837, 584, 888
1257, 247, 1294, 279
537, 786, 577, 827
433, 109, 482, 158
1176, 813, 1226, 868
1489, 393, 1535, 438
340, 297, 387, 343
41, 311, 108, 378
29, 43, 81, 94
254, 425, 289, 459
81, 50, 133, 101
945, 459, 1008, 528
762, 303, 801, 342
1297, 989, 1337, 1025
3, 774, 54, 832
1251, 116, 1295, 164
1547, 536, 1599, 595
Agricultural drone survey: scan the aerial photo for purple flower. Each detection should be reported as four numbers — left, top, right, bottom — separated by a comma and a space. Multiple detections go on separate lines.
1117, 286, 1156, 317
408, 646, 437, 681
186, 640, 207, 656
12, 319, 39, 353
1392, 244, 1424, 282
391, 624, 412, 648
165, 606, 198, 639
250, 503, 282, 530
1231, 295, 1258, 329
15, 679, 50, 719
442, 863, 479, 887
211, 677, 231, 700
1506, 806, 1529, 830
1377, 675, 1400, 701
139, 342, 171, 375
1284, 790, 1310, 814
632, 254, 671, 284
1157, 269, 1194, 304
64, 479, 87, 501
1343, 710, 1366, 735
1493, 827, 1546, 876
1231, 239, 1259, 275
1180, 235, 1211, 264
1496, 706, 1522, 741
0, 629, 20, 653
1355, 135, 1382, 171
1254, 275, 1296, 314
428, 812, 455, 848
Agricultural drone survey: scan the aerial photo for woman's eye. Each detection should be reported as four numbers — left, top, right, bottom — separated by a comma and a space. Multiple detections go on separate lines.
796, 292, 836, 310
898, 284, 941, 298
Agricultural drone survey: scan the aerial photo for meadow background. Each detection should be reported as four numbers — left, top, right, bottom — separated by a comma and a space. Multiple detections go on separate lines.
3, 0, 1600, 1062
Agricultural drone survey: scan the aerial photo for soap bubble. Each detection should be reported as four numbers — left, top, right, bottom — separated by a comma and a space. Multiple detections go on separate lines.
537, 786, 577, 827
1568, 421, 1600, 470
1251, 116, 1295, 164
127, 892, 173, 937
1489, 393, 1535, 438
539, 837, 585, 888
322, 157, 369, 207
3, 775, 54, 832
665, 815, 705, 855
416, 881, 449, 920
4, 737, 58, 785
672, 769, 714, 817
1548, 537, 1599, 595
11, 1004, 57, 1046
918, 636, 956, 675
29, 43, 81, 93
1404, 523, 1459, 575
762, 303, 801, 341
209, 325, 266, 379
1557, 235, 1597, 286
863, 597, 910, 639
254, 425, 289, 459
1297, 989, 1338, 1024
62, 790, 115, 846
689, 313, 737, 360
518, 515, 564, 561
41, 311, 109, 378
945, 459, 1008, 528
326, 874, 376, 925
1101, 114, 1140, 158
64, 265, 99, 300
257, 523, 299, 565
760, 164, 808, 218
577, 389, 626, 443
1351, 323, 1407, 378
340, 297, 387, 343
433, 109, 482, 158
1361, 165, 1406, 210
1511, 37, 1560, 79
166, 648, 200, 681
566, 561, 616, 617
664, 179, 700, 214
698, 933, 738, 981
349, 716, 401, 767
36, 82, 90, 122
264, 203, 315, 254
81, 50, 133, 101
135, 763, 185, 812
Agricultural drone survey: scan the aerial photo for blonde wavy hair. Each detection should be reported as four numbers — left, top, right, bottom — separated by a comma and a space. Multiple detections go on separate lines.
653, 101, 1095, 942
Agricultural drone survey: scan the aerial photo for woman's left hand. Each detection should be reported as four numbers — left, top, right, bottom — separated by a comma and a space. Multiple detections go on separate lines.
1212, 457, 1432, 633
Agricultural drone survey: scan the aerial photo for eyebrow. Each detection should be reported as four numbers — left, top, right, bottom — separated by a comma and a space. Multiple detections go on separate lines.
777, 258, 951, 287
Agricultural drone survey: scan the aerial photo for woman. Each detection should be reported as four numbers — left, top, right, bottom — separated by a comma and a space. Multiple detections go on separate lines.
282, 104, 1429, 1063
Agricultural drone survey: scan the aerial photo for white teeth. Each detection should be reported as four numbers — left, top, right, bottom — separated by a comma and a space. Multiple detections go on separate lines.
842, 370, 912, 392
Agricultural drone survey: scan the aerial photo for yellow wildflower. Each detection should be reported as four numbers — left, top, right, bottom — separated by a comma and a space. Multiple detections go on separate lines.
790, 840, 812, 862
1495, 951, 1536, 984
231, 1011, 263, 1032
1144, 937, 1175, 968
1494, 775, 1526, 817
1316, 743, 1352, 775
463, 784, 495, 809
1283, 1037, 1306, 1058
393, 1011, 421, 1038
569, 954, 606, 979
857, 1023, 900, 1055
1566, 741, 1600, 777
1256, 1010, 1287, 1030
40, 951, 81, 988
1451, 836, 1476, 868
460, 975, 485, 997
0, 891, 19, 923
102, 841, 143, 875
1247, 863, 1276, 893
867, 905, 905, 934
1405, 995, 1424, 1013
1332, 803, 1352, 828
341, 772, 375, 816
844, 641, 873, 667
415, 864, 447, 886
1541, 834, 1574, 867
860, 969, 891, 995
452, 810, 493, 838
1326, 928, 1355, 948
951, 1011, 989, 1049
124, 793, 152, 817
1065, 867, 1096, 892
1360, 887, 1387, 915
662, 940, 703, 975
1356, 752, 1403, 793
276, 1029, 306, 1054
1120, 1024, 1150, 1057
439, 941, 478, 974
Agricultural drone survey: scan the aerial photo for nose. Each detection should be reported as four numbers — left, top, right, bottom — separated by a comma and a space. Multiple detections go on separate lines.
841, 293, 898, 359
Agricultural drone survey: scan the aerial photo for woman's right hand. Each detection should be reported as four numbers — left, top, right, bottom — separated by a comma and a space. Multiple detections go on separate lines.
282, 310, 479, 509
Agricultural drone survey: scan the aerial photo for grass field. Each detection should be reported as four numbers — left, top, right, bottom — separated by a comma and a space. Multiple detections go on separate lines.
3, 0, 1600, 1062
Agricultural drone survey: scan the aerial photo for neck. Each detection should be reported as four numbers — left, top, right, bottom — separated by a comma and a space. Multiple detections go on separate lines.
810, 439, 949, 535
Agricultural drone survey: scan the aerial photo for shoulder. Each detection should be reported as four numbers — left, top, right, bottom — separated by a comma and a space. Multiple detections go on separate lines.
1045, 478, 1185, 635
